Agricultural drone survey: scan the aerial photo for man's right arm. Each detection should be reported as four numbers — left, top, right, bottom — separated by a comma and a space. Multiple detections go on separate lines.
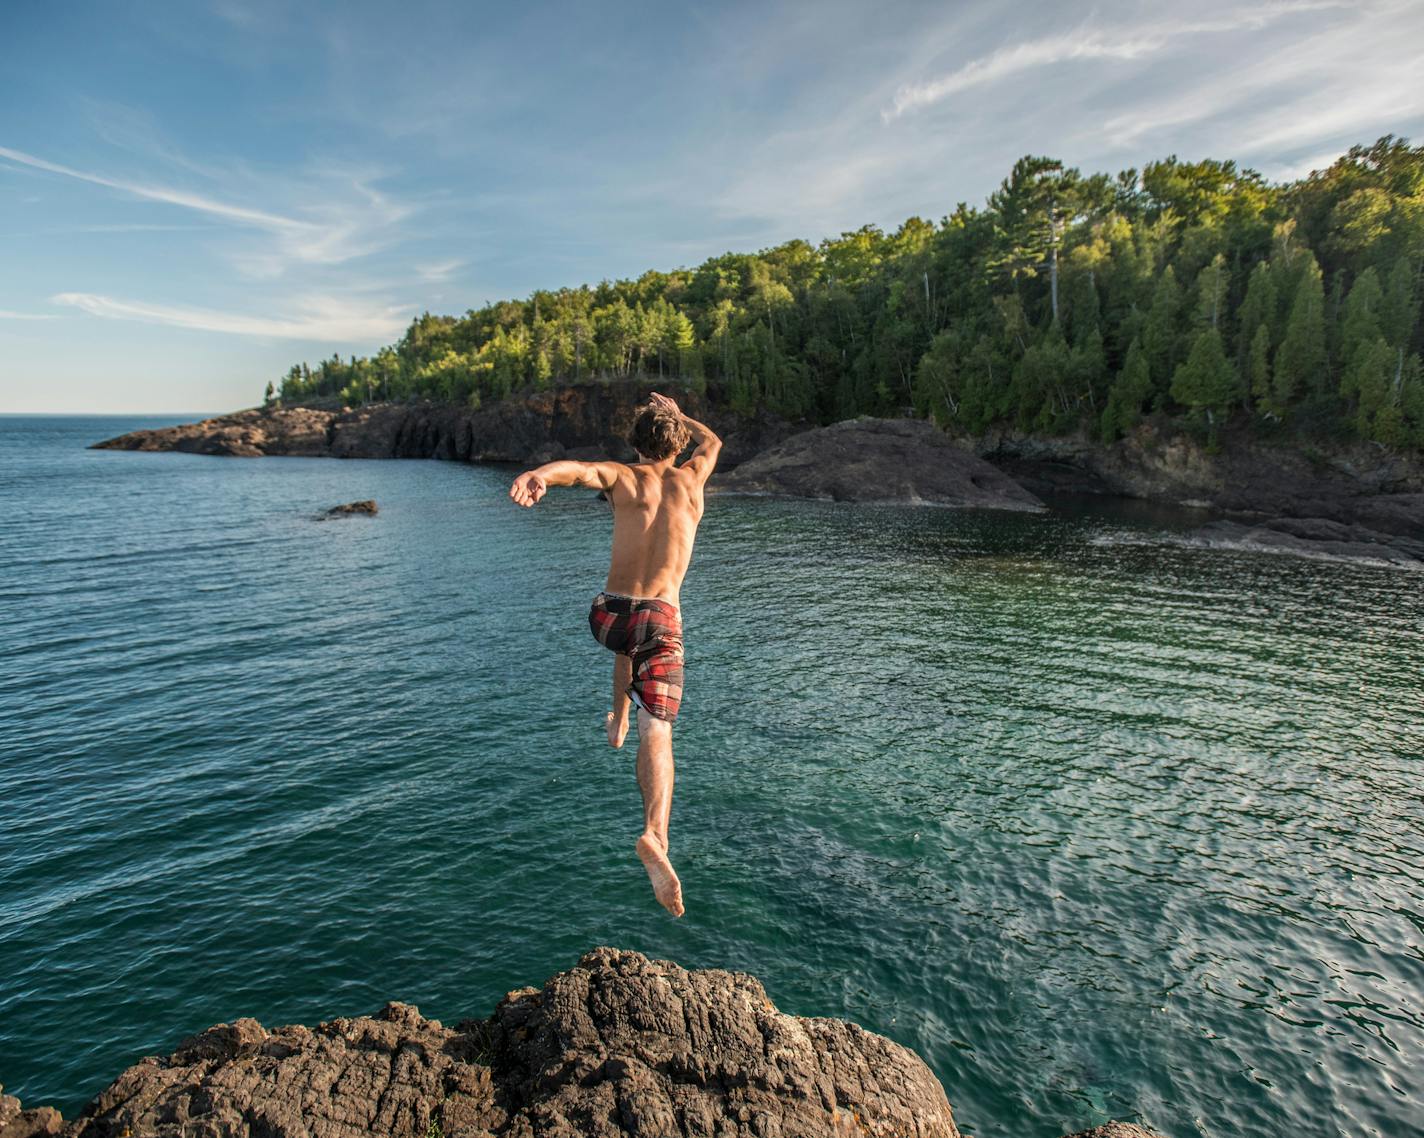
509, 460, 623, 507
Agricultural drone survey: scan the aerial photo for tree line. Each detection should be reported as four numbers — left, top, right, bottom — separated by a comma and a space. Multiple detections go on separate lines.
273, 135, 1424, 451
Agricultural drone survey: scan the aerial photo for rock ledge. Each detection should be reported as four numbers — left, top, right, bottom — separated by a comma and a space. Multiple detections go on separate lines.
718, 418, 1045, 511
0, 948, 1162, 1138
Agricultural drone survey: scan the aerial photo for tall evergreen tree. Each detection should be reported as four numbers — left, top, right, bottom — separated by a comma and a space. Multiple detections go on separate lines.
1100, 336, 1152, 441
1172, 326, 1238, 436
1142, 266, 1182, 404
1272, 254, 1327, 411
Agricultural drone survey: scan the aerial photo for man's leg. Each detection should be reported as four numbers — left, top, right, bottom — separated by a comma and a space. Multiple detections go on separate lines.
606, 654, 632, 748
634, 708, 684, 917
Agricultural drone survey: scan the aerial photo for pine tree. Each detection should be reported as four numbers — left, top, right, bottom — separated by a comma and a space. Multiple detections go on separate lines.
1100, 336, 1152, 442
1142, 266, 1181, 403
1248, 324, 1272, 412
1338, 267, 1385, 414
1236, 262, 1278, 373
1273, 254, 1326, 411
1380, 259, 1418, 349
1193, 254, 1228, 329
1345, 337, 1395, 438
1171, 326, 1238, 441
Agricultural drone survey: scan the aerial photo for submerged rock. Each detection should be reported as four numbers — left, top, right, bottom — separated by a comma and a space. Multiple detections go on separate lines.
1186, 516, 1424, 566
718, 417, 1045, 511
321, 500, 379, 518
0, 948, 1164, 1138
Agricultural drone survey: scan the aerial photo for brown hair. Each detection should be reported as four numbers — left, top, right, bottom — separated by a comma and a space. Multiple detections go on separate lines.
629, 405, 690, 461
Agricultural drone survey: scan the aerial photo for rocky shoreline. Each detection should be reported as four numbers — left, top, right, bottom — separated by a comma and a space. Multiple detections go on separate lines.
717, 418, 1045, 511
0, 947, 1163, 1138
90, 386, 799, 473
91, 385, 1423, 564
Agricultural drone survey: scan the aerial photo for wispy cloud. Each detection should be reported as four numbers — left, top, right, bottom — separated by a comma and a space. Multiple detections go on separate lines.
0, 144, 413, 273
884, 2, 1350, 119
52, 292, 411, 341
0, 309, 58, 320
0, 143, 307, 231
1089, 0, 1424, 156
415, 259, 464, 282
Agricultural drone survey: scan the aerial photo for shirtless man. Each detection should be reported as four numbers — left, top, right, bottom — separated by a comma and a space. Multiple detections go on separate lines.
508, 392, 721, 918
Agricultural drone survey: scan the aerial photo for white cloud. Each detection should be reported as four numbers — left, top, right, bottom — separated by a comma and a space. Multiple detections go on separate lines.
884, 2, 1351, 119
415, 259, 464, 283
0, 143, 307, 231
1087, 0, 1424, 159
0, 309, 58, 320
51, 292, 411, 341
0, 144, 413, 272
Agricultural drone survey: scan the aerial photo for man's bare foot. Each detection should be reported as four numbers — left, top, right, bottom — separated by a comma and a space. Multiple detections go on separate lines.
605, 711, 629, 748
636, 832, 684, 917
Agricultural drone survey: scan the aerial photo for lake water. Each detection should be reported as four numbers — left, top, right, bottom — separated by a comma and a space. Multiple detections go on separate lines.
1, 415, 1421, 1138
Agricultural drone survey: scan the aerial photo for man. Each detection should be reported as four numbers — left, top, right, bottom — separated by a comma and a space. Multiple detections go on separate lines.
508, 392, 721, 918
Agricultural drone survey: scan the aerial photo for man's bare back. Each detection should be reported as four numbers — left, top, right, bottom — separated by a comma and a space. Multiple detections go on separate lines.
603, 450, 707, 606
511, 393, 717, 606
508, 393, 720, 917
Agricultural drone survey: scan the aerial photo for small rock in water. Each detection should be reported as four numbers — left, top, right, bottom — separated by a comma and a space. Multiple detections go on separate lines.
321, 500, 378, 518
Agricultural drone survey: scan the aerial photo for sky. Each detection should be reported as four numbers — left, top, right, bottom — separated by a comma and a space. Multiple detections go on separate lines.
2, 0, 1422, 414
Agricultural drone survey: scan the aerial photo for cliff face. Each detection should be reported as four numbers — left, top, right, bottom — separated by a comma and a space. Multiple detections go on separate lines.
0, 948, 1163, 1138
91, 386, 800, 473
91, 389, 1423, 544
718, 418, 1046, 512
974, 422, 1424, 536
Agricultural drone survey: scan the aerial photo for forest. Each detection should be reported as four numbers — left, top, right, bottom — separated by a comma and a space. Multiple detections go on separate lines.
274, 135, 1424, 451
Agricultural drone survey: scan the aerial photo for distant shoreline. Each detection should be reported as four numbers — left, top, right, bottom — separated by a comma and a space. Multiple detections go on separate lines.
86, 384, 1424, 565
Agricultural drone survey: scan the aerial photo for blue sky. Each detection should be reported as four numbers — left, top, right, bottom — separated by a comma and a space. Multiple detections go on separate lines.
2, 0, 1421, 413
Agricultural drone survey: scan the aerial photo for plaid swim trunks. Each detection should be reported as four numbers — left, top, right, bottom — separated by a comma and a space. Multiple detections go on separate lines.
588, 592, 685, 723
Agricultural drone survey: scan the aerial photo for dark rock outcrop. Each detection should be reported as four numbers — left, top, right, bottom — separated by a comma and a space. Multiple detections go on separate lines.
975, 422, 1424, 534
91, 386, 801, 474
92, 390, 1421, 526
321, 500, 378, 518
718, 418, 1045, 511
0, 948, 1165, 1138
1184, 516, 1424, 567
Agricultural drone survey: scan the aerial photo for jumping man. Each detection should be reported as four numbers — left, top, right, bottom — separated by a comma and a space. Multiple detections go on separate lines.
508, 392, 721, 917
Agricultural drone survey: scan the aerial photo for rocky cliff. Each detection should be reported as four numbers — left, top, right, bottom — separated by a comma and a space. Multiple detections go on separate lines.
0, 948, 1163, 1138
91, 386, 798, 473
973, 422, 1424, 564
975, 422, 1423, 533
718, 418, 1045, 512
91, 389, 1422, 552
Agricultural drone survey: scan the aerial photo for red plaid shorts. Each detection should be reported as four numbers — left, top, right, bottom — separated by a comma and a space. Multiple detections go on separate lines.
588, 592, 685, 723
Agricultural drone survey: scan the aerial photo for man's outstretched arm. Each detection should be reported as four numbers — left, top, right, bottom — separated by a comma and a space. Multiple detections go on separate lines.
509, 460, 622, 507
649, 392, 721, 480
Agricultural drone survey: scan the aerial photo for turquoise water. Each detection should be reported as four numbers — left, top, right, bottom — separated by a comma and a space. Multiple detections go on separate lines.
1, 415, 1421, 1138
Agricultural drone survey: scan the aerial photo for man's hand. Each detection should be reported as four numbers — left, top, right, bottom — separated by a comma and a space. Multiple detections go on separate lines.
509, 470, 548, 507
648, 391, 681, 418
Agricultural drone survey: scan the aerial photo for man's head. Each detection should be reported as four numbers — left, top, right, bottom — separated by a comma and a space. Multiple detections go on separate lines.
630, 403, 690, 461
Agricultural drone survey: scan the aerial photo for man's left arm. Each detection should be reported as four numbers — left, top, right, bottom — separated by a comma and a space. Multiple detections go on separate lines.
509, 460, 623, 507
648, 392, 721, 482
